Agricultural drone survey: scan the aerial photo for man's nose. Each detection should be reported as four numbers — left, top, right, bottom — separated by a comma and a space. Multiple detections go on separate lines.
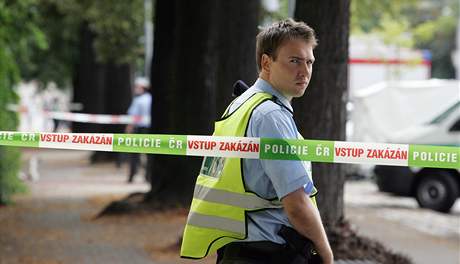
299, 62, 309, 77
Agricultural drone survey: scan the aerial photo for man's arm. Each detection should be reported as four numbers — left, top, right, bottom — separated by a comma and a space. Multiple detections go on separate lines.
125, 124, 134, 133
126, 98, 138, 134
282, 188, 334, 264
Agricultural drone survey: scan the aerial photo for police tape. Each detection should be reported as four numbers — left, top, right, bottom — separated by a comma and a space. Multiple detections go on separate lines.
46, 111, 150, 125
7, 104, 150, 125
0, 131, 458, 169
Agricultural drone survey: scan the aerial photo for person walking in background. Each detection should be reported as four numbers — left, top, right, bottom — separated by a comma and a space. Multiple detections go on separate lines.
126, 77, 152, 183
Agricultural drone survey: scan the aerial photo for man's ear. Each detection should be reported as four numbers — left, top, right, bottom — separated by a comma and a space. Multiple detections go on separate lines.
261, 54, 272, 73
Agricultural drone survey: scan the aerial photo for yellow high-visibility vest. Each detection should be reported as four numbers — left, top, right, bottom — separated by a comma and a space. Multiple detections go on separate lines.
180, 92, 317, 259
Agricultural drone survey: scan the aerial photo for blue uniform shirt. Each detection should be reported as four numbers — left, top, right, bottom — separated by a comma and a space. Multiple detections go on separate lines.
127, 93, 152, 128
228, 78, 314, 244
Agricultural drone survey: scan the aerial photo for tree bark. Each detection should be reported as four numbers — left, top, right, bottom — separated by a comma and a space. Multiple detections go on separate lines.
147, 0, 217, 205
72, 22, 105, 133
147, 0, 261, 206
294, 0, 350, 226
102, 62, 132, 132
73, 22, 133, 134
213, 1, 261, 116
72, 22, 133, 162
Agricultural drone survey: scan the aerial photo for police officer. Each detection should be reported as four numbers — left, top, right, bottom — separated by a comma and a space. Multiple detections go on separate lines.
181, 19, 333, 264
126, 77, 152, 183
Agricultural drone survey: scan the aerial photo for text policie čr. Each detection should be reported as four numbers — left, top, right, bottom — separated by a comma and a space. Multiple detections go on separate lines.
265, 143, 307, 156
0, 132, 36, 141
264, 143, 331, 156
117, 136, 183, 149
412, 151, 458, 163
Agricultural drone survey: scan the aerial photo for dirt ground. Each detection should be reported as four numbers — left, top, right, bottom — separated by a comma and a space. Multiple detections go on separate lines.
0, 149, 215, 264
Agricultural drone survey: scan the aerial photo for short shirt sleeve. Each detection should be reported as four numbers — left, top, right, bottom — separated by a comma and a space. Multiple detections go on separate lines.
251, 109, 314, 199
127, 98, 141, 116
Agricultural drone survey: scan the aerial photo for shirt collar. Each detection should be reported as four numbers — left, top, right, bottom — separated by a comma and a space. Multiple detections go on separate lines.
252, 78, 294, 112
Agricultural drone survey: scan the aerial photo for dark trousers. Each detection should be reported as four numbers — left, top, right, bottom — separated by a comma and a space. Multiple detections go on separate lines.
128, 127, 150, 182
216, 241, 319, 264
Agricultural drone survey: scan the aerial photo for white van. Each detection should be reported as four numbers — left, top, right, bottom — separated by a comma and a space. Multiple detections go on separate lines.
374, 100, 460, 212
348, 79, 460, 212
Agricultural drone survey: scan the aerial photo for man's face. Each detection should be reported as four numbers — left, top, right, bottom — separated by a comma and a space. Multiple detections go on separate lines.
264, 38, 315, 101
134, 84, 145, 95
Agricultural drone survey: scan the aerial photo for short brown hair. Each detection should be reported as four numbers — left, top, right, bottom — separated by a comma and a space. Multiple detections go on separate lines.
256, 19, 317, 72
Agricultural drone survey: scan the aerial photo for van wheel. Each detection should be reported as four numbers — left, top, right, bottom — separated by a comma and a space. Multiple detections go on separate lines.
415, 171, 459, 213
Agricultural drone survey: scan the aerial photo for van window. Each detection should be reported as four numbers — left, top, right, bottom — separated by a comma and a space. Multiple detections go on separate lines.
449, 119, 460, 132
429, 101, 460, 124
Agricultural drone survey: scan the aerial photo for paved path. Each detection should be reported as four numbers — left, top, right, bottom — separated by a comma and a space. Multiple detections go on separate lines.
1, 149, 459, 264
0, 149, 159, 264
345, 181, 460, 264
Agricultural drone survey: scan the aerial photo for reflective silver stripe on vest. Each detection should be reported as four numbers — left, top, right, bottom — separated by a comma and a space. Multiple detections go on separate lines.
194, 184, 282, 210
187, 212, 245, 234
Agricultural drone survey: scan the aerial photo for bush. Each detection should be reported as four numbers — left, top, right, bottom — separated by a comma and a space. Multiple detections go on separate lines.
0, 0, 33, 204
0, 147, 25, 205
0, 73, 26, 204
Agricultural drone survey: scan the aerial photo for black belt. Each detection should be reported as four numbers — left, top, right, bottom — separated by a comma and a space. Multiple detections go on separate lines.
217, 241, 296, 264
217, 225, 322, 264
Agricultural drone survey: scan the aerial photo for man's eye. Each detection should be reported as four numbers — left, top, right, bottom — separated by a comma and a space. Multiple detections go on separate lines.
290, 59, 300, 63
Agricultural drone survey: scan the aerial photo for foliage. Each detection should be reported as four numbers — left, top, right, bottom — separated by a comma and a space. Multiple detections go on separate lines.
18, 0, 145, 88
351, 0, 418, 48
261, 0, 289, 23
0, 0, 146, 202
17, 0, 80, 88
85, 0, 145, 65
410, 0, 458, 78
352, 0, 458, 78
0, 0, 45, 204
0, 147, 24, 205
351, 0, 417, 34
375, 15, 414, 48
19, 0, 80, 87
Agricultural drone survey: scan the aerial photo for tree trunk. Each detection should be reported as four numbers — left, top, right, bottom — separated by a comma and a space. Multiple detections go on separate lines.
103, 62, 132, 126
73, 23, 133, 134
294, 0, 350, 226
213, 1, 261, 116
72, 22, 106, 133
72, 23, 133, 162
147, 0, 261, 207
93, 62, 133, 162
147, 0, 217, 206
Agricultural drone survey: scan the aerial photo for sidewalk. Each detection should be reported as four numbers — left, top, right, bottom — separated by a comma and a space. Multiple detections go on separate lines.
0, 149, 212, 264
345, 181, 460, 264
1, 149, 458, 264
